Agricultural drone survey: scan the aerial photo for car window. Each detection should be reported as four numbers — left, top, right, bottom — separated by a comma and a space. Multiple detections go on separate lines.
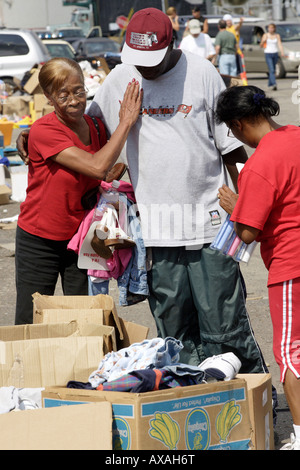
85, 41, 119, 55
0, 34, 29, 56
207, 23, 219, 38
276, 23, 300, 42
240, 25, 255, 44
45, 43, 75, 59
58, 29, 85, 38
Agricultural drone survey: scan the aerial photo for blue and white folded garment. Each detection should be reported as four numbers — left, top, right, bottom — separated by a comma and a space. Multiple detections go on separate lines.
88, 337, 185, 389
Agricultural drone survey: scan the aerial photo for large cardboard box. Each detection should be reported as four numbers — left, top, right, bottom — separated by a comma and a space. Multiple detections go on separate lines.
43, 378, 253, 450
0, 322, 117, 388
0, 402, 112, 450
237, 373, 274, 450
32, 293, 149, 349
0, 321, 117, 353
1, 95, 32, 118
23, 68, 42, 95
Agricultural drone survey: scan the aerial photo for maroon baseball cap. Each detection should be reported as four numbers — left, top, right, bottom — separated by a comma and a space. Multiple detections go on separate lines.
121, 8, 173, 67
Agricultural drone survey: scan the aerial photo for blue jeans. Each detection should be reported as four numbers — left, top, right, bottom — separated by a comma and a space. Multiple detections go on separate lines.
219, 54, 237, 76
88, 277, 109, 295
265, 52, 278, 87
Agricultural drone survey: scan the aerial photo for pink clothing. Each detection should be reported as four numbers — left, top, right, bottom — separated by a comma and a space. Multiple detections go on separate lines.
68, 180, 135, 279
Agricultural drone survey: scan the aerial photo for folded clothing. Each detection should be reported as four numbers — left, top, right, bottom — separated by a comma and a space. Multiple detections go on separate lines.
0, 387, 44, 414
68, 367, 207, 393
88, 337, 183, 389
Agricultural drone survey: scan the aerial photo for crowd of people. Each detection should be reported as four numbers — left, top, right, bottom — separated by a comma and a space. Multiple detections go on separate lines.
15, 6, 299, 450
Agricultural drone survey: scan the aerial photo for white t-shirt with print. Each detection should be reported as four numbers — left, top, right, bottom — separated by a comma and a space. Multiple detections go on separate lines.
89, 51, 242, 247
179, 33, 216, 58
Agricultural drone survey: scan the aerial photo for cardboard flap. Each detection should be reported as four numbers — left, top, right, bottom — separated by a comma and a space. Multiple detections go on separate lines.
0, 322, 117, 353
0, 402, 112, 450
32, 292, 124, 340
0, 336, 104, 388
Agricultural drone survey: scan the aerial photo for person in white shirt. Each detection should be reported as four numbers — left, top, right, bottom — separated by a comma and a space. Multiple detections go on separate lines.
260, 23, 285, 90
179, 19, 216, 62
16, 8, 271, 381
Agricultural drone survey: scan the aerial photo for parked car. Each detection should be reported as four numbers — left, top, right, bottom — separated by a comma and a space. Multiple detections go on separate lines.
72, 37, 121, 70
42, 39, 76, 60
239, 21, 300, 78
176, 15, 263, 46
51, 27, 86, 45
0, 28, 51, 94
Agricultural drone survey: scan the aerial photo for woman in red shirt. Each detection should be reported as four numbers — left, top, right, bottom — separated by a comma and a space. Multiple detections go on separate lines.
15, 57, 142, 325
215, 85, 300, 450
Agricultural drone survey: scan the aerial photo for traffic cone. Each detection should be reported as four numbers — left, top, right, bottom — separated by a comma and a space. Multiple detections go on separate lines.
240, 53, 248, 85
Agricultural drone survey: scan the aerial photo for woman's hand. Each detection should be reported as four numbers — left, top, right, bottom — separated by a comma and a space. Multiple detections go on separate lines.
119, 79, 143, 128
16, 129, 30, 165
218, 184, 239, 215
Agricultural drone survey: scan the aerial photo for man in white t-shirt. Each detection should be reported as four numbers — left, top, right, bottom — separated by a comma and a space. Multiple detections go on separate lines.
88, 10, 270, 377
179, 19, 216, 62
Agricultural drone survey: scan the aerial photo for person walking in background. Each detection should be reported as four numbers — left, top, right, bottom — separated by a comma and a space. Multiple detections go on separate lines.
179, 19, 216, 62
215, 19, 238, 76
191, 5, 209, 34
166, 6, 180, 46
223, 14, 244, 74
183, 5, 209, 37
216, 85, 300, 450
260, 23, 285, 90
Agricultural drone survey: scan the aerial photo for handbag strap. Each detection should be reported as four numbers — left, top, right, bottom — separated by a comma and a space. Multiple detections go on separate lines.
90, 116, 101, 141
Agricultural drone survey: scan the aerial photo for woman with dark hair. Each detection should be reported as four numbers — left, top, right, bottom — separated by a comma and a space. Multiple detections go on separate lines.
216, 85, 300, 450
15, 57, 142, 325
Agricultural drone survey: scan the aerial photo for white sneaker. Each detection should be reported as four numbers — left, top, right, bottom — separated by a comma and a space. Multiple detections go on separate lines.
198, 352, 242, 381
280, 434, 300, 450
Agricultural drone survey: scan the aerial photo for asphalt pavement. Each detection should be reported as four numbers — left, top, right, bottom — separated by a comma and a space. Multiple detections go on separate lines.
0, 71, 299, 450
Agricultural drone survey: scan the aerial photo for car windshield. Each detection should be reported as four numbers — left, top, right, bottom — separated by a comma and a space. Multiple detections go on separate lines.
58, 29, 85, 38
85, 41, 120, 55
45, 43, 75, 59
276, 23, 300, 42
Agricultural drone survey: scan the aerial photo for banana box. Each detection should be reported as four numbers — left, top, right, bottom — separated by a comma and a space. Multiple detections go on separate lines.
42, 377, 255, 450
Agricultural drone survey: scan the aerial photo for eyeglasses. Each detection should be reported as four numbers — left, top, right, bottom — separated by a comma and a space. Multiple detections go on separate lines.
55, 88, 89, 104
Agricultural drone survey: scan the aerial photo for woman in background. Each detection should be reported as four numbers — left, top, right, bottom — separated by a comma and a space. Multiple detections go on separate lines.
260, 23, 285, 91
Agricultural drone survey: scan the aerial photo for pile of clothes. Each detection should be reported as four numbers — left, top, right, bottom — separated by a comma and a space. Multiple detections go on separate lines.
67, 337, 242, 393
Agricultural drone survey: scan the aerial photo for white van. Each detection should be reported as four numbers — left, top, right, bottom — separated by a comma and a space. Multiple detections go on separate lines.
0, 28, 50, 94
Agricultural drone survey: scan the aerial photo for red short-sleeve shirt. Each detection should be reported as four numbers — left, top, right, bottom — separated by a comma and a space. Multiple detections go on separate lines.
18, 112, 107, 240
231, 125, 300, 286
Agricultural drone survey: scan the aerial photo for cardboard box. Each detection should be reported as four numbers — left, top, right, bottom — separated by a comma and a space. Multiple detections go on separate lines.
0, 321, 118, 388
33, 93, 48, 112
23, 68, 42, 95
237, 373, 274, 450
0, 335, 103, 388
42, 104, 54, 116
0, 184, 11, 205
0, 321, 117, 353
1, 95, 32, 118
0, 402, 112, 450
32, 293, 149, 349
43, 378, 253, 450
